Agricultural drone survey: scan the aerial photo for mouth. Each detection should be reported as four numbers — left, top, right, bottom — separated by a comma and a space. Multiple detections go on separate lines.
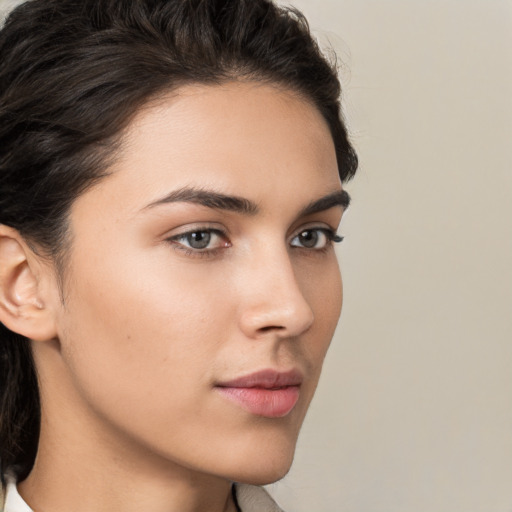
214, 369, 303, 418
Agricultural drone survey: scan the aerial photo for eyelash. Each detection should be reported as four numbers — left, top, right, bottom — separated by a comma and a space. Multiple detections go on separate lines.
165, 227, 344, 259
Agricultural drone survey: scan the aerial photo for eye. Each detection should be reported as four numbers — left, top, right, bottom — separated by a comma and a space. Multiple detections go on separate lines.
290, 228, 343, 250
167, 229, 230, 252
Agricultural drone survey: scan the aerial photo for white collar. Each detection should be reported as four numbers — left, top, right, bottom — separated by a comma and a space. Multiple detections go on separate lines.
4, 477, 32, 512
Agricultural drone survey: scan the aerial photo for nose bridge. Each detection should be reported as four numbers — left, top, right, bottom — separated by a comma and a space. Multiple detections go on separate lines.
237, 242, 314, 339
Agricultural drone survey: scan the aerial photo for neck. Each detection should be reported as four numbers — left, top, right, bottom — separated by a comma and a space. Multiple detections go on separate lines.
20, 420, 237, 512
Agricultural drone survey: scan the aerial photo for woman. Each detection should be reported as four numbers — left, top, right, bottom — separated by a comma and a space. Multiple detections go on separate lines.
0, 0, 357, 510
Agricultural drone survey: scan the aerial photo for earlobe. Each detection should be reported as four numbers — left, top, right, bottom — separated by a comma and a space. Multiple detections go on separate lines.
0, 225, 58, 342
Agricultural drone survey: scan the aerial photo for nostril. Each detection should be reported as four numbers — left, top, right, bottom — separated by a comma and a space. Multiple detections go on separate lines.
258, 325, 284, 333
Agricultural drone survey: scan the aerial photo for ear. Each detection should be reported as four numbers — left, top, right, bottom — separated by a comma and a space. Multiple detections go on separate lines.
0, 225, 58, 342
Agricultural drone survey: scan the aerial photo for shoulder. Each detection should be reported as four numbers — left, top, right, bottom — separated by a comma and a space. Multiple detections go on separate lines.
234, 483, 285, 512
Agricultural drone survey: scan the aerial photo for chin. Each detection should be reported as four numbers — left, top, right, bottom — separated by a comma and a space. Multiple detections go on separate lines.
232, 460, 294, 486
222, 435, 297, 486
245, 465, 293, 486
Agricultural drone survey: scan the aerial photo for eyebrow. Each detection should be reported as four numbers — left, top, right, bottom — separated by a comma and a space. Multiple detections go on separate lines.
143, 187, 259, 215
298, 189, 351, 217
142, 186, 350, 216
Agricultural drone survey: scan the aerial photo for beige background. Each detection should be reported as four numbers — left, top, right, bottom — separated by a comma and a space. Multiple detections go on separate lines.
267, 1, 512, 511
2, 0, 511, 511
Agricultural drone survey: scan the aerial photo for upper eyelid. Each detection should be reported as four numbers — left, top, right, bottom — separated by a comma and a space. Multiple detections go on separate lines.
163, 223, 228, 240
292, 226, 336, 236
167, 224, 337, 239
170, 227, 224, 238
289, 222, 338, 238
165, 222, 339, 237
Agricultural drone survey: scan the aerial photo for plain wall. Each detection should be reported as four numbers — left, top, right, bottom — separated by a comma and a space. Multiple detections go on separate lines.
267, 1, 512, 511
1, 0, 511, 511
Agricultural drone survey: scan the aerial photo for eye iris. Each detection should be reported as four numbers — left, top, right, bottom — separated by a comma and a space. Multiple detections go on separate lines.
299, 230, 319, 248
187, 231, 211, 249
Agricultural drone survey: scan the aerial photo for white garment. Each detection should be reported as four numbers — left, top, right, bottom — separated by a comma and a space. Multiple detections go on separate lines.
3, 479, 30, 512
2, 478, 284, 512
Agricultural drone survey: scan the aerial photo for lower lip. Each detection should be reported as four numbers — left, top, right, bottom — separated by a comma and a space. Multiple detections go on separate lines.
215, 386, 300, 418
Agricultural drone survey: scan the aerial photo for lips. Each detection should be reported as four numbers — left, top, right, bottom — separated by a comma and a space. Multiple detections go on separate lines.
215, 369, 303, 418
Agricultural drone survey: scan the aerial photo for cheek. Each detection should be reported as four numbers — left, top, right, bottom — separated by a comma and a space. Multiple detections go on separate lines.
305, 254, 342, 322
300, 255, 343, 359
57, 247, 232, 424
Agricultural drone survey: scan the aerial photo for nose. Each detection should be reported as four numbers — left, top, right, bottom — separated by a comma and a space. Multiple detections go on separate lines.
237, 248, 315, 340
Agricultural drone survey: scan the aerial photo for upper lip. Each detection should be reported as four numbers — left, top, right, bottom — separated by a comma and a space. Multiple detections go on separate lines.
216, 369, 303, 389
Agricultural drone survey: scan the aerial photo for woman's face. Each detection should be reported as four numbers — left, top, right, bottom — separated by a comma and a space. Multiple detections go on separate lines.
48, 82, 347, 484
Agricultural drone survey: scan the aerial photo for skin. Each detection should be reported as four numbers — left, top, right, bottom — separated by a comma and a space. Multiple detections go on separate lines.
1, 81, 347, 512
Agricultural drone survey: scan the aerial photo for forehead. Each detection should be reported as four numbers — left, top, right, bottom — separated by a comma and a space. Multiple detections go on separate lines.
74, 81, 341, 218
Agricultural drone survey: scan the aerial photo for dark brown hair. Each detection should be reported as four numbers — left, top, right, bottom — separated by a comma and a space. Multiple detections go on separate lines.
0, 0, 357, 481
